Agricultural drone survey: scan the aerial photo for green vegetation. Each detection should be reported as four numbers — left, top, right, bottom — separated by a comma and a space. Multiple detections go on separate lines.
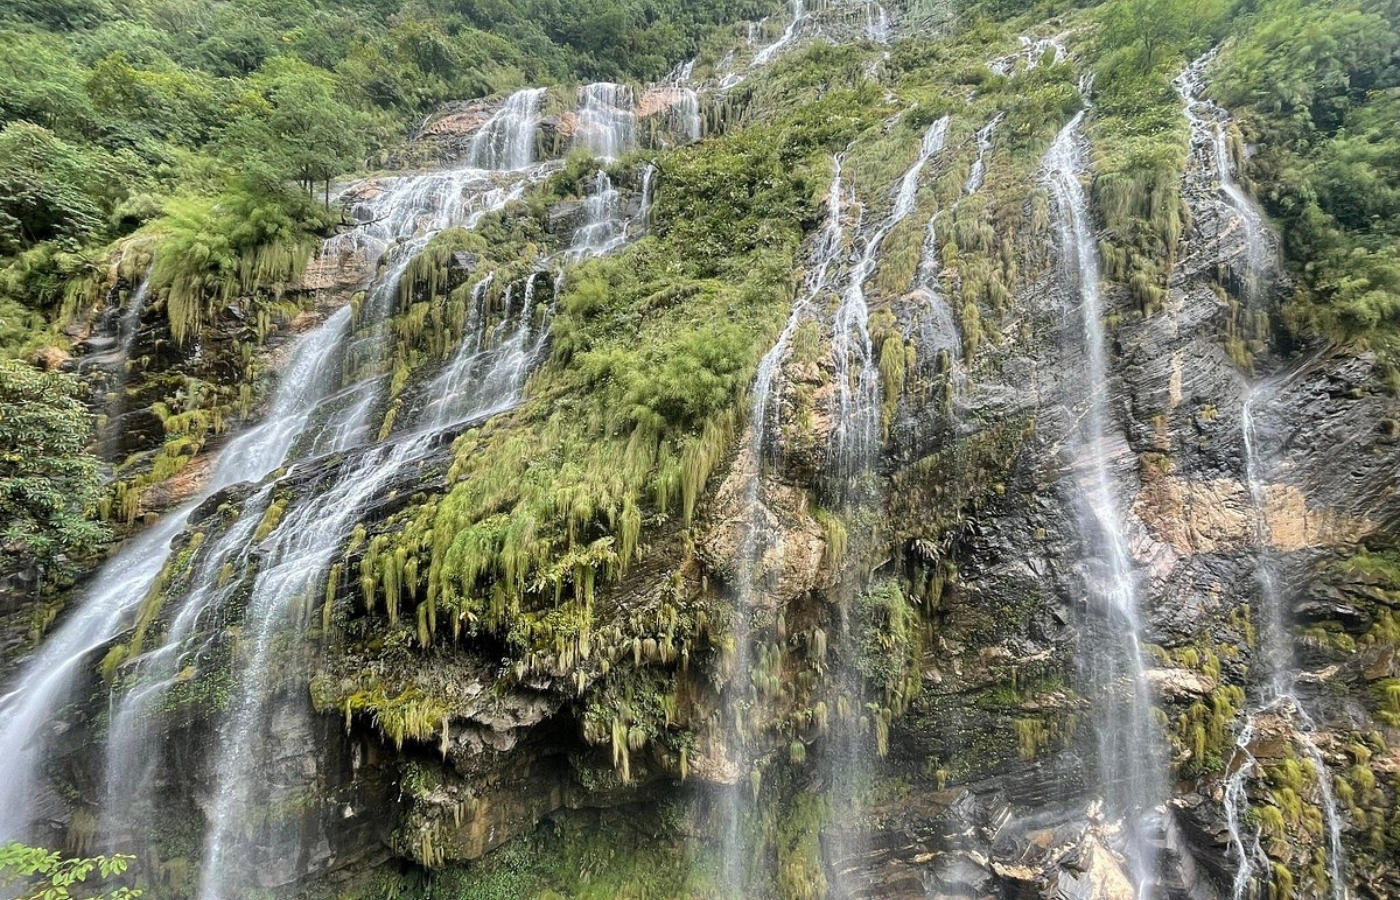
1089, 0, 1231, 314
0, 842, 141, 900
355, 809, 716, 900
0, 0, 773, 356
0, 359, 107, 583
1213, 0, 1400, 380
352, 92, 880, 672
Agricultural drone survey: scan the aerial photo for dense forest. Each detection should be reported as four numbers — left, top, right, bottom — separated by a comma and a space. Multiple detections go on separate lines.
1, 0, 1399, 897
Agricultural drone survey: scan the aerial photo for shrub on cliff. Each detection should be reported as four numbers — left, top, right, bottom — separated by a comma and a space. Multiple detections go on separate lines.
0, 359, 107, 582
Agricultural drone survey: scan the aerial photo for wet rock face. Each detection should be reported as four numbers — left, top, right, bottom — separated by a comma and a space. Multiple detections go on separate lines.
34, 43, 1399, 900
807, 76, 1400, 900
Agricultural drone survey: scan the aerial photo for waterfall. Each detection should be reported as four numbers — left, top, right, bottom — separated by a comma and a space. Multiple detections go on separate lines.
572, 170, 626, 257
99, 273, 152, 460
97, 307, 364, 841
575, 83, 636, 161
638, 162, 658, 229
864, 3, 890, 43
423, 273, 552, 431
1175, 52, 1269, 301
0, 94, 553, 856
829, 115, 950, 494
468, 87, 546, 171
753, 0, 805, 66
1222, 387, 1348, 900
963, 113, 1003, 196
676, 88, 703, 143
192, 169, 560, 898
194, 317, 544, 900
1043, 111, 1165, 895
720, 156, 846, 898
0, 269, 375, 846
1171, 51, 1347, 897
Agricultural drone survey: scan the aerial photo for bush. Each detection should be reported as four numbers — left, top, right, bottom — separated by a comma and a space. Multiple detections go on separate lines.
0, 360, 107, 582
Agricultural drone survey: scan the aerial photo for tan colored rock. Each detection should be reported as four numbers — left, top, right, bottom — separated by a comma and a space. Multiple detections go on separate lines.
687, 743, 743, 786
140, 454, 213, 514
29, 346, 70, 372
1145, 667, 1218, 702
1133, 469, 1373, 557
701, 431, 827, 608
1132, 472, 1252, 556
1262, 483, 1370, 550
419, 100, 495, 140
638, 86, 689, 119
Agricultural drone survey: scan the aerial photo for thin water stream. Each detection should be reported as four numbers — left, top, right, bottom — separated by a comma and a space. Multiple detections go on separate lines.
1044, 110, 1165, 895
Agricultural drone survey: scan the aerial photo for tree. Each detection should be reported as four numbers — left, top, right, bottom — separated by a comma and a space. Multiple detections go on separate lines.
0, 842, 140, 900
0, 359, 108, 581
261, 61, 368, 203
0, 123, 113, 254
1098, 0, 1231, 73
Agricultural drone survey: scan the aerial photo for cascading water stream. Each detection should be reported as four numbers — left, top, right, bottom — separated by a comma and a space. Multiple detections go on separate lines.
1221, 386, 1348, 900
1171, 53, 1348, 897
0, 510, 193, 841
963, 113, 1003, 196
1043, 110, 1164, 895
829, 115, 950, 494
1175, 52, 1268, 301
423, 273, 554, 431
469, 87, 546, 171
638, 162, 658, 227
719, 155, 846, 899
664, 61, 704, 144
575, 83, 637, 161
572, 170, 627, 257
99, 273, 152, 460
753, 0, 805, 66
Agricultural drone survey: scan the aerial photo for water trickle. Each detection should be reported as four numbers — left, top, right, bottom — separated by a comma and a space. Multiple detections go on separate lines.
753, 0, 805, 66
720, 156, 846, 899
1222, 387, 1348, 900
1043, 110, 1164, 895
1175, 52, 1269, 301
829, 115, 950, 494
575, 83, 636, 161
572, 170, 627, 257
468, 87, 546, 171
964, 113, 1003, 196
988, 34, 1066, 77
637, 162, 658, 230
864, 3, 891, 43
99, 273, 152, 459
